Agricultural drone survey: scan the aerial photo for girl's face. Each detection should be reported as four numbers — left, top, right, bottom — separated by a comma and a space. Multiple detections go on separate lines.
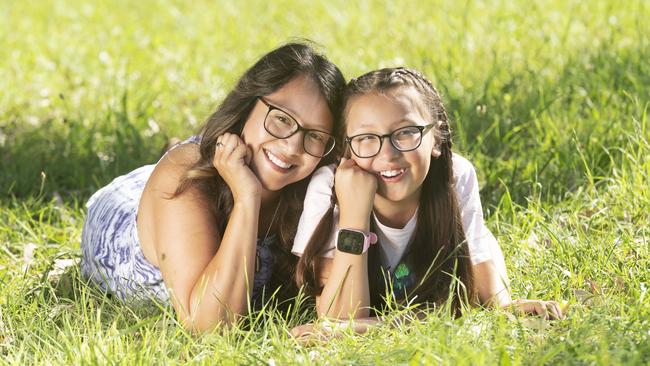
345, 87, 439, 206
241, 75, 334, 192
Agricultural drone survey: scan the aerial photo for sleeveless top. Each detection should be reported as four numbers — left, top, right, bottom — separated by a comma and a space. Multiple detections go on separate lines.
80, 136, 276, 307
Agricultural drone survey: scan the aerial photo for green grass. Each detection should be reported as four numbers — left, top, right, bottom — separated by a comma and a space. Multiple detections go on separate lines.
1, 0, 649, 364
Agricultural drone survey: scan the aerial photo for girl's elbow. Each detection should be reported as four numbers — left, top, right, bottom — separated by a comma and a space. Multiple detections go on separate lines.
179, 312, 235, 334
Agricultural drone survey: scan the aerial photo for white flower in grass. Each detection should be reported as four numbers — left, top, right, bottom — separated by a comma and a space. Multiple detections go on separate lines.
26, 116, 40, 126
469, 324, 482, 337
97, 152, 114, 163
99, 51, 111, 65
561, 269, 571, 278
308, 350, 319, 361
22, 243, 38, 271
184, 108, 197, 126
144, 118, 160, 137
148, 118, 160, 133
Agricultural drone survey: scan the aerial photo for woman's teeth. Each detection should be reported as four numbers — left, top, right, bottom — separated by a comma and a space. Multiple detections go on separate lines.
380, 169, 405, 178
266, 150, 292, 169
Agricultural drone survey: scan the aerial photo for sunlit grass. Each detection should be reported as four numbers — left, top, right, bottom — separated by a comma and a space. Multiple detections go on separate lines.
1, 0, 649, 364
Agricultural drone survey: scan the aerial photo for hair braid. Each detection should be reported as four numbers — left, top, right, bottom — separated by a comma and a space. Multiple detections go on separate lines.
297, 66, 476, 315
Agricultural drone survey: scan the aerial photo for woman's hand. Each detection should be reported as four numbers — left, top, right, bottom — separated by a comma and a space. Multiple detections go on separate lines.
506, 299, 569, 320
335, 158, 377, 228
213, 133, 261, 202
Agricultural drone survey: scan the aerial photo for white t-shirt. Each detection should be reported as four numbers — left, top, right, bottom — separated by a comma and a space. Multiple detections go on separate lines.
292, 153, 508, 280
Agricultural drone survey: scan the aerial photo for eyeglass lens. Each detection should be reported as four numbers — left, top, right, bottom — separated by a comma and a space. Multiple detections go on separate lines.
349, 126, 423, 158
264, 108, 334, 157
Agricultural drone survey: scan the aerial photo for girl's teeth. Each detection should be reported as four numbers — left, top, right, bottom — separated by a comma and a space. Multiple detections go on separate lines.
380, 169, 404, 177
267, 151, 292, 169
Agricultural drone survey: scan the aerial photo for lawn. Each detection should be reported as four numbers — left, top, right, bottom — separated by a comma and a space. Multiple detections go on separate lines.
1, 0, 649, 364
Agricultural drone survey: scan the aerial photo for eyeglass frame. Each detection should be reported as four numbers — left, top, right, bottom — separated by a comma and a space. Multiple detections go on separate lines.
345, 124, 435, 158
258, 97, 336, 158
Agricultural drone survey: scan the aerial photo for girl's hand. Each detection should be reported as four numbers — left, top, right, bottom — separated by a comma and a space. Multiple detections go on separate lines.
213, 133, 261, 202
290, 317, 380, 344
335, 158, 377, 227
507, 299, 568, 320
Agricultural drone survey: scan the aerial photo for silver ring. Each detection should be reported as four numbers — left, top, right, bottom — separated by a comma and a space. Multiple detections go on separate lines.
216, 142, 224, 148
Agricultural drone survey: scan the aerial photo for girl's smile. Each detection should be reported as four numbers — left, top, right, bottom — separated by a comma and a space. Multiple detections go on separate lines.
377, 167, 407, 182
345, 87, 436, 208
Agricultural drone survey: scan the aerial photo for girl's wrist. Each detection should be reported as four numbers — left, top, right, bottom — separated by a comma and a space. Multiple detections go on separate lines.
339, 213, 371, 232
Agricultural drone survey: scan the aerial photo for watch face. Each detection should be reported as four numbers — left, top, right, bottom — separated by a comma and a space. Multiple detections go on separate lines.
337, 230, 365, 254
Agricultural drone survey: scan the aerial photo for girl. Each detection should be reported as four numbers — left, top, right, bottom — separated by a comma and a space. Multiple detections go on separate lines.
80, 42, 346, 332
292, 67, 564, 332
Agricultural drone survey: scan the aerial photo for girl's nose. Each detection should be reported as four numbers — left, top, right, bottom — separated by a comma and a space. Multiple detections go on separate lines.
376, 137, 400, 160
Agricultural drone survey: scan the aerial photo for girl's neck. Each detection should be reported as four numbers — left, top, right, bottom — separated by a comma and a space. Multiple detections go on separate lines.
372, 188, 421, 229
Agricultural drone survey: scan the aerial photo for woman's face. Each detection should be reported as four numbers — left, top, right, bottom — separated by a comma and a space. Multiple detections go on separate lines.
344, 87, 438, 206
241, 75, 334, 192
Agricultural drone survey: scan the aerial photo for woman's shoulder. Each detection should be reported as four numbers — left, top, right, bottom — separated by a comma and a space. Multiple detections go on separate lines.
155, 143, 200, 177
146, 141, 205, 200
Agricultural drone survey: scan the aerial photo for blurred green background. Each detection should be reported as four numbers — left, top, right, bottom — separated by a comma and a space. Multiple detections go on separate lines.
2, 0, 647, 204
1, 1, 648, 364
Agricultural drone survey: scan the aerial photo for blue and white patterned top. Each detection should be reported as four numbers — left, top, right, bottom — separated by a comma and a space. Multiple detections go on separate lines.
80, 136, 276, 307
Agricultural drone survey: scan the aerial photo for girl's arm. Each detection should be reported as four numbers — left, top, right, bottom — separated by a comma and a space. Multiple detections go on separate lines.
145, 134, 262, 332
473, 260, 512, 306
315, 158, 377, 318
453, 156, 566, 319
474, 260, 566, 319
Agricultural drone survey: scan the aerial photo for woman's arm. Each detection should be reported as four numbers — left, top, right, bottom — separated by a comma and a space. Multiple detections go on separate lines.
145, 134, 262, 332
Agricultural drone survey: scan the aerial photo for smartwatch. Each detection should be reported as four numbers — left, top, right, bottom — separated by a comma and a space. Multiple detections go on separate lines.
336, 228, 378, 255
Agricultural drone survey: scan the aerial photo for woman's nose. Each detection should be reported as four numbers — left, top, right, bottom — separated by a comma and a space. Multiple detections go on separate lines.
283, 130, 305, 155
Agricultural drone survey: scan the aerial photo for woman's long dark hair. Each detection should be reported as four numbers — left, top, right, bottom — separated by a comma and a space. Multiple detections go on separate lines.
296, 67, 476, 315
173, 42, 345, 302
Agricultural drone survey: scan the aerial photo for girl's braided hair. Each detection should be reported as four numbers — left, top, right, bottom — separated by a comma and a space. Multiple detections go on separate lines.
297, 67, 476, 315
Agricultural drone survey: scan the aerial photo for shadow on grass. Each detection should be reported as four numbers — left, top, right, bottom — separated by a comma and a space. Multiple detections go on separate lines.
0, 89, 193, 203
438, 41, 650, 205
22, 261, 172, 329
21, 260, 316, 334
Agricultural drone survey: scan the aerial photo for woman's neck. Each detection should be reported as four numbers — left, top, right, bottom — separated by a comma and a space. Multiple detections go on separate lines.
260, 187, 280, 208
372, 189, 421, 229
258, 189, 281, 238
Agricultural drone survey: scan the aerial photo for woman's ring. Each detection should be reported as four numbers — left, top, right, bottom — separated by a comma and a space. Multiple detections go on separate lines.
216, 142, 224, 148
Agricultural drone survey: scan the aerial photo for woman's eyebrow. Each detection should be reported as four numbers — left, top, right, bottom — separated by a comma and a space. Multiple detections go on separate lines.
265, 99, 330, 131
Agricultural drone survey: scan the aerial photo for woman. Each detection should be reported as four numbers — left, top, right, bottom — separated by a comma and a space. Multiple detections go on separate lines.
80, 42, 346, 332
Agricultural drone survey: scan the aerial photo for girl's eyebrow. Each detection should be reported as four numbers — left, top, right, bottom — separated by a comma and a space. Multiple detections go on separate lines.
352, 118, 425, 132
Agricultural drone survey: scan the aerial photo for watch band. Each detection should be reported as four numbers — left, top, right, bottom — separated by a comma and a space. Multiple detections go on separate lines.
336, 228, 378, 255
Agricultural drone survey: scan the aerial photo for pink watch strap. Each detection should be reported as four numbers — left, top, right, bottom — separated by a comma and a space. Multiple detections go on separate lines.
364, 232, 378, 252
